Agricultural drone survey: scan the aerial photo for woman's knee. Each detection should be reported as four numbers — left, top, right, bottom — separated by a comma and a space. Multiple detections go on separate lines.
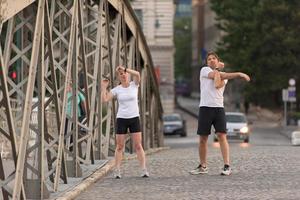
134, 143, 143, 151
116, 144, 124, 152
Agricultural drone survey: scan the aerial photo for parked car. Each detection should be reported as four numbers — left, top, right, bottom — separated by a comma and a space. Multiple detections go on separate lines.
175, 80, 191, 97
163, 113, 187, 137
214, 112, 251, 143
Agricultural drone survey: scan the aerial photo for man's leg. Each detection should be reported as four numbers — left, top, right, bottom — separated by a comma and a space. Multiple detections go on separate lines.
199, 135, 208, 167
190, 107, 211, 175
190, 135, 209, 175
217, 132, 232, 175
217, 133, 230, 165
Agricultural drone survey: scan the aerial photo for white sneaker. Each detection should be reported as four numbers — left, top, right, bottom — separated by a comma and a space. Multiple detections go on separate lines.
114, 169, 121, 179
141, 168, 149, 178
189, 164, 208, 175
221, 165, 232, 176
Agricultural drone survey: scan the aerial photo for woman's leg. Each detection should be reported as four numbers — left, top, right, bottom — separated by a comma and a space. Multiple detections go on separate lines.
115, 134, 126, 170
131, 132, 146, 169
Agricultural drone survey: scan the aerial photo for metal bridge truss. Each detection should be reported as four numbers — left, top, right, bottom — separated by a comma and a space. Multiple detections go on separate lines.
0, 0, 163, 199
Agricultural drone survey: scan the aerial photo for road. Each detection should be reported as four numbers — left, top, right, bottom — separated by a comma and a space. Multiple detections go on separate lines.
76, 100, 300, 200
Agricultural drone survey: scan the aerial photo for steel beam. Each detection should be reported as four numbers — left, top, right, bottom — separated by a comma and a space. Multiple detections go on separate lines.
12, 0, 45, 199
0, 1, 163, 199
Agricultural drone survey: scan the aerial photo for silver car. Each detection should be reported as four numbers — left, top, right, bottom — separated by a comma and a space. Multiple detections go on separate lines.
163, 113, 187, 137
214, 112, 251, 143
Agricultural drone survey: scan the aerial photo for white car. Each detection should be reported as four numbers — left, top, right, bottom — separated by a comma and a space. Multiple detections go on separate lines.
214, 112, 251, 143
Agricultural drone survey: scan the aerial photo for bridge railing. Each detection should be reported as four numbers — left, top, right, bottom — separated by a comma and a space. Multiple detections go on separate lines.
0, 0, 163, 199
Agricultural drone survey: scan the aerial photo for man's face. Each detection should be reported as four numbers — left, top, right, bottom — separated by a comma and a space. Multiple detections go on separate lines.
207, 55, 219, 69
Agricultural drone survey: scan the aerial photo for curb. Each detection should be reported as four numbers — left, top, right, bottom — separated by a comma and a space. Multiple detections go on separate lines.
55, 146, 170, 200
175, 102, 198, 119
279, 126, 299, 139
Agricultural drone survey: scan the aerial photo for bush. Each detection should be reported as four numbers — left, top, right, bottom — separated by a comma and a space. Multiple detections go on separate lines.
287, 112, 300, 125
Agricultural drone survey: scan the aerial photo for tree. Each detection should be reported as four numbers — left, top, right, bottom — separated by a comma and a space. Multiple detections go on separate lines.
174, 17, 192, 79
210, 0, 300, 108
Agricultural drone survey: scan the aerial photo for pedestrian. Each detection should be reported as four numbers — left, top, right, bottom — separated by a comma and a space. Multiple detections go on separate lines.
65, 83, 87, 124
101, 65, 149, 179
189, 51, 250, 176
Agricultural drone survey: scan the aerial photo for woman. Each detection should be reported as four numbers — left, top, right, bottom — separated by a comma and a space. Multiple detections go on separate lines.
101, 66, 149, 179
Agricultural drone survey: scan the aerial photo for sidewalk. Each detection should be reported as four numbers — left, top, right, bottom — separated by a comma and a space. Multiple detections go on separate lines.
280, 125, 299, 139
54, 147, 168, 200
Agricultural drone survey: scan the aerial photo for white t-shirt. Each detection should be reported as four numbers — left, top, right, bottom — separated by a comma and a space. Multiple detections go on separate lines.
199, 66, 227, 108
111, 81, 139, 118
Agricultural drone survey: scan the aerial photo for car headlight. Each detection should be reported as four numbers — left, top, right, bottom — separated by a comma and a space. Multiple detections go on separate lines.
240, 127, 249, 134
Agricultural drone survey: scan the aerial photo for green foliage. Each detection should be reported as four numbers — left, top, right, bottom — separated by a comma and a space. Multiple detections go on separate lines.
291, 112, 300, 119
210, 0, 300, 107
174, 17, 192, 79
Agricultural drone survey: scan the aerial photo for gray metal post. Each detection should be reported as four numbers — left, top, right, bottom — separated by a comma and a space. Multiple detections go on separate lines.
284, 101, 287, 126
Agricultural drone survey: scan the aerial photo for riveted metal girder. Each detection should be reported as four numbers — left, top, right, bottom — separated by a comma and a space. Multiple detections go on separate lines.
0, 0, 163, 199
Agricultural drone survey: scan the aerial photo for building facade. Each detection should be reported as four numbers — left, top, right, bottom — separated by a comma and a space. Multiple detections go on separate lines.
175, 0, 192, 17
131, 0, 176, 114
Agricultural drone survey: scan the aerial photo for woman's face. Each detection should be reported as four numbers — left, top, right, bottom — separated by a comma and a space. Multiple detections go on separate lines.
207, 55, 219, 69
117, 69, 128, 83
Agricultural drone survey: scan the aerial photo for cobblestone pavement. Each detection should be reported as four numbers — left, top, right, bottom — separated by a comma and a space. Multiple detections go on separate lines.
76, 106, 300, 200
76, 144, 300, 200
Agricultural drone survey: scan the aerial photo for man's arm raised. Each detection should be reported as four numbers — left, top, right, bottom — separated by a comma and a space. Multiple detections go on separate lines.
220, 72, 250, 82
214, 70, 225, 88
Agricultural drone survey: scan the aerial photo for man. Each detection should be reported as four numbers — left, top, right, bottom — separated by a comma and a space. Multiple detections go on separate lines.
190, 52, 250, 176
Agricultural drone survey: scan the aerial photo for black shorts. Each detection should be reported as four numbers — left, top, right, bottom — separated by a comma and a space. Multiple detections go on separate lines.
197, 107, 227, 135
116, 117, 141, 134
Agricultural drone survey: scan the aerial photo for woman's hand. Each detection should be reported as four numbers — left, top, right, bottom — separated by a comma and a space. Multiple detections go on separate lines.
116, 65, 125, 72
101, 79, 109, 89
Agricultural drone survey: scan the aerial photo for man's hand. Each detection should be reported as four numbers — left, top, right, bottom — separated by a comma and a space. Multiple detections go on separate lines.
218, 62, 225, 69
239, 73, 251, 82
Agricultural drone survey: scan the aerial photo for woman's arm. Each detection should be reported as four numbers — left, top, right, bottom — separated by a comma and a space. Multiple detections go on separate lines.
117, 66, 140, 85
101, 79, 114, 102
